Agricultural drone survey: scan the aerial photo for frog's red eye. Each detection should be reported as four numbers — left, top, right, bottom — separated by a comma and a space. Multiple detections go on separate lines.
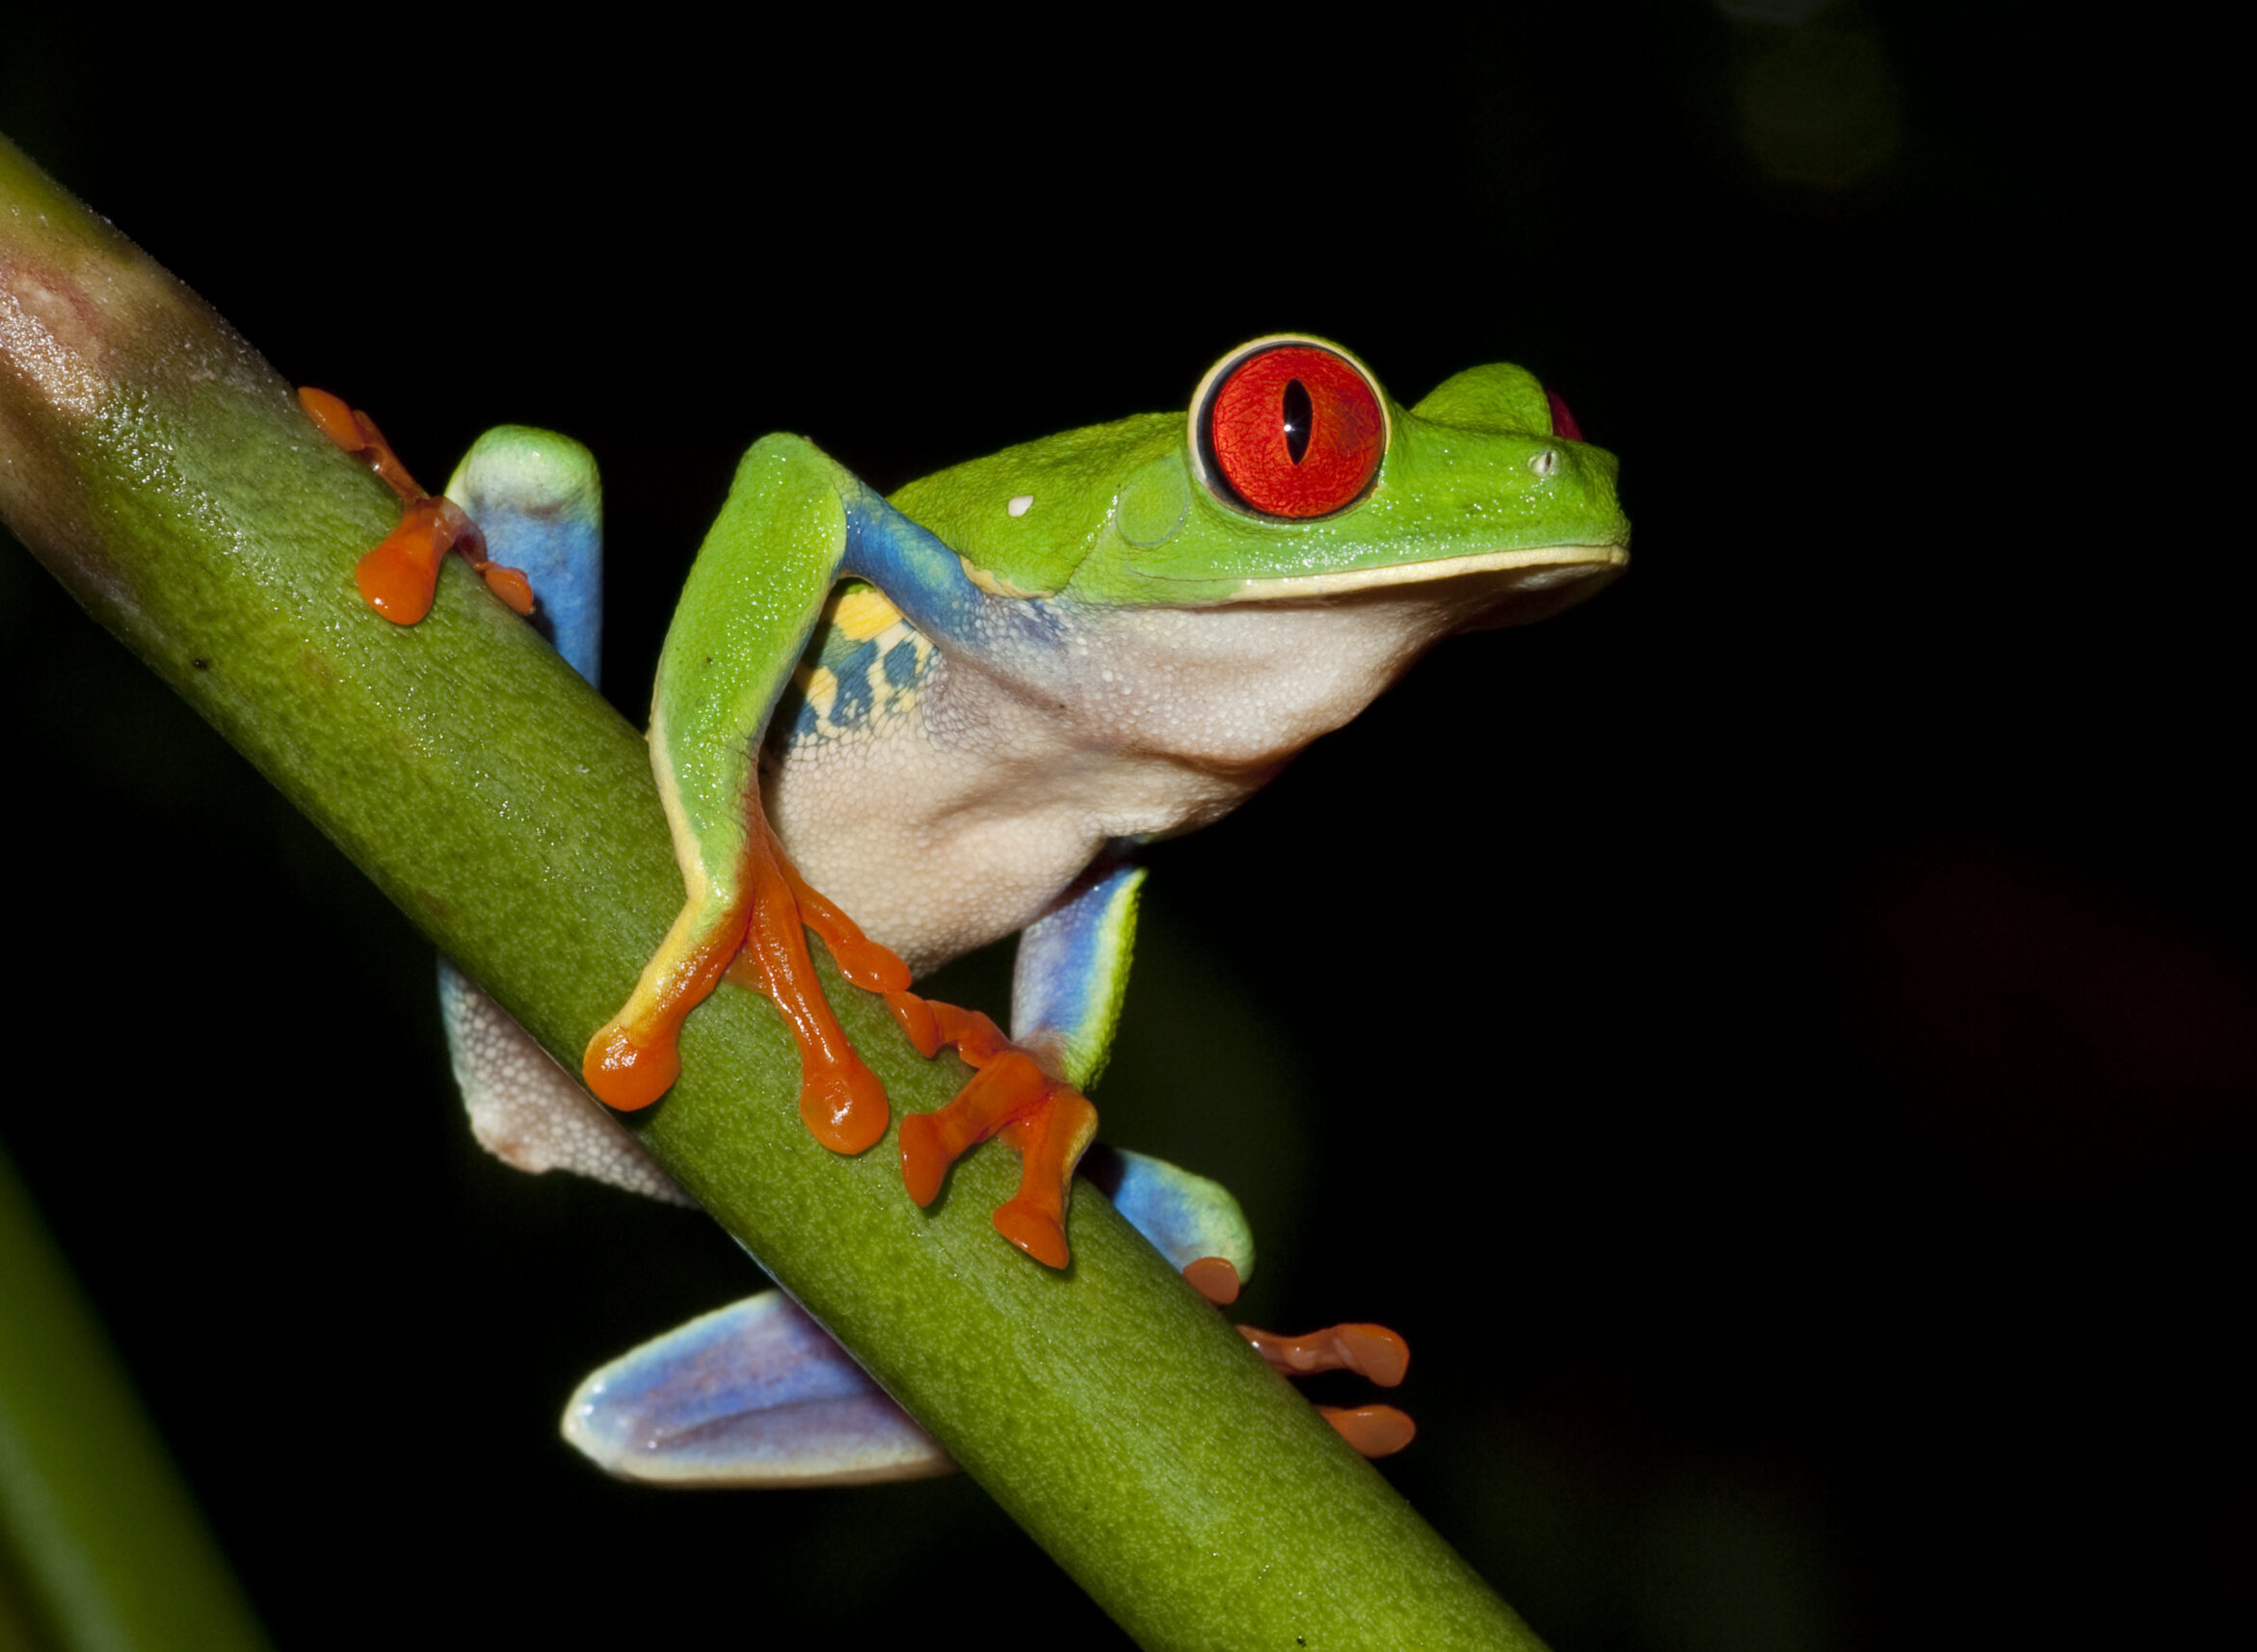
1199, 343, 1385, 519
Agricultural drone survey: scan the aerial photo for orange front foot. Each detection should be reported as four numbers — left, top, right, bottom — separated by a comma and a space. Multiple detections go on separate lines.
300, 386, 533, 624
893, 1001, 1100, 1269
587, 816, 900, 1159
583, 809, 1095, 1265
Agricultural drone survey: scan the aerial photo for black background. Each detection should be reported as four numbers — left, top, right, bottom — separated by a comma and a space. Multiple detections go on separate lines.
4, 7, 2243, 1649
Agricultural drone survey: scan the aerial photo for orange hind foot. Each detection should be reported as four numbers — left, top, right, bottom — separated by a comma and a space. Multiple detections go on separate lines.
891, 999, 1099, 1269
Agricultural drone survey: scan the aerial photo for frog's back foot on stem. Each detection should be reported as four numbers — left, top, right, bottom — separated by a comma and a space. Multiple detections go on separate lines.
564, 1291, 955, 1487
561, 1186, 1404, 1487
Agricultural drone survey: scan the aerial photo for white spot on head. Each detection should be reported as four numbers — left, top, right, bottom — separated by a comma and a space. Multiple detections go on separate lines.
1007, 494, 1034, 517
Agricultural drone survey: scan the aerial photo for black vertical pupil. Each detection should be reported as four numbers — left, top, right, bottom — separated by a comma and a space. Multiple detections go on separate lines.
1282, 378, 1314, 465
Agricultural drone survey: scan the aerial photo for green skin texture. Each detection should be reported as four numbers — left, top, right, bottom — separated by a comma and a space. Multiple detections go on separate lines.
0, 133, 1612, 1651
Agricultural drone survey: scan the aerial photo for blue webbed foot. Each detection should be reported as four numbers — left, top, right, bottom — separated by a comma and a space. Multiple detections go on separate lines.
563, 1292, 952, 1487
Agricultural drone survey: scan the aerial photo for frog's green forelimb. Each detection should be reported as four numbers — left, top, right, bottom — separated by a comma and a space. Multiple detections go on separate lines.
581, 438, 894, 1148
578, 438, 1106, 1264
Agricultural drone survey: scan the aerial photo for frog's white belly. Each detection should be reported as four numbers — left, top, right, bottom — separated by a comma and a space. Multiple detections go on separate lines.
765, 585, 1490, 975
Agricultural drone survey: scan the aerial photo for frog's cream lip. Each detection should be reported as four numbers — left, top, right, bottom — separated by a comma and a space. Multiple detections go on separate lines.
1215, 542, 1628, 601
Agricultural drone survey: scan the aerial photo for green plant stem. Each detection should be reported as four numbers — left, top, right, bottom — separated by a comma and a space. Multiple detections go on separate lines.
0, 133, 1543, 1650
0, 1141, 276, 1652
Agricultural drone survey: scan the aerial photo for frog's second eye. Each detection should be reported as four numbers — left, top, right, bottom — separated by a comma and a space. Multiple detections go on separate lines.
1198, 343, 1385, 520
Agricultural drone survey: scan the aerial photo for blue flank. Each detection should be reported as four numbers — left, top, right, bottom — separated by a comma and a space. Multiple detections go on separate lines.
780, 589, 937, 748
883, 637, 922, 688
837, 474, 1075, 678
789, 690, 822, 746
830, 641, 878, 724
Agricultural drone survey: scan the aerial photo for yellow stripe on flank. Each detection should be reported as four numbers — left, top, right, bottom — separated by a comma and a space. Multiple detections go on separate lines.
834, 585, 905, 641
795, 662, 839, 720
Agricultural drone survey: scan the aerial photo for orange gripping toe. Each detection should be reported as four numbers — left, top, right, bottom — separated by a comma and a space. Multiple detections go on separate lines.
587, 813, 893, 1158
782, 856, 914, 997
1236, 1323, 1410, 1387
300, 386, 533, 624
1237, 1322, 1414, 1456
583, 794, 1101, 1263
1182, 1257, 1242, 1305
732, 828, 892, 1155
895, 1008, 1100, 1268
1320, 1404, 1417, 1458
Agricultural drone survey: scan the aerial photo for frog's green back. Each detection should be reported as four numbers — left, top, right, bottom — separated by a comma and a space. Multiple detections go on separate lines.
888, 413, 1181, 599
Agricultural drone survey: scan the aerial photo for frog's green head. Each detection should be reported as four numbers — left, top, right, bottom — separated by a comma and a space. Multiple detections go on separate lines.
890, 335, 1629, 622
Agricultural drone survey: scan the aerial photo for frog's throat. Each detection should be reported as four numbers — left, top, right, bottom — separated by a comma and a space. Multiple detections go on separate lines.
1214, 542, 1628, 602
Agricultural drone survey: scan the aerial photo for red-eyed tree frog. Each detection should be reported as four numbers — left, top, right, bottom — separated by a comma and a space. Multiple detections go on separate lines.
304, 335, 1628, 1482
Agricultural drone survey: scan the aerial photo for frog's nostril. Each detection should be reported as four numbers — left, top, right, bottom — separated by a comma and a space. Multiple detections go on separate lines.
1529, 449, 1559, 479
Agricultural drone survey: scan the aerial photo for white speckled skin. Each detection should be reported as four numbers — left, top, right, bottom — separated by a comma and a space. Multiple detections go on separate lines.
772, 572, 1535, 975
441, 962, 693, 1203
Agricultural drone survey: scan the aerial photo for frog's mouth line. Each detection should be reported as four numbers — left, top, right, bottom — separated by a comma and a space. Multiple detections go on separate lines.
1218, 542, 1630, 602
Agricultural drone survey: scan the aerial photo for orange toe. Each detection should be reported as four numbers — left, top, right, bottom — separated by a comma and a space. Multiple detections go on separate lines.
993, 1197, 1071, 1269
1321, 1404, 1415, 1458
1182, 1256, 1241, 1305
583, 1023, 679, 1111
